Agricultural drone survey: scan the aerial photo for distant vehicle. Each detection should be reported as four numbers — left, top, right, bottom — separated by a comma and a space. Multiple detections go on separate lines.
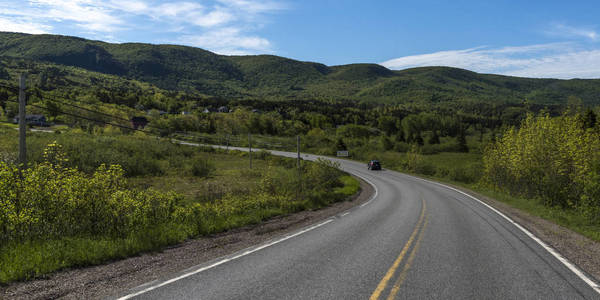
368, 160, 381, 170
13, 114, 50, 127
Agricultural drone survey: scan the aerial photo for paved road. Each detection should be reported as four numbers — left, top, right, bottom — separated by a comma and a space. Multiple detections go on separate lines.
118, 149, 600, 299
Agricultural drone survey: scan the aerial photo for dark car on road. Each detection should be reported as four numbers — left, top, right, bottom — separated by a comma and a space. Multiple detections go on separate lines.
368, 160, 381, 170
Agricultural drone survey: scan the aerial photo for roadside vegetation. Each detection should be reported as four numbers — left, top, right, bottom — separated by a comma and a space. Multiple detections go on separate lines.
0, 128, 359, 283
2, 32, 600, 284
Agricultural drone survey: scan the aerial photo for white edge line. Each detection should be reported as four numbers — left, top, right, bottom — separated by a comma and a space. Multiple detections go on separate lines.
413, 176, 600, 294
341, 212, 350, 217
117, 219, 333, 300
151, 141, 599, 293
350, 173, 378, 208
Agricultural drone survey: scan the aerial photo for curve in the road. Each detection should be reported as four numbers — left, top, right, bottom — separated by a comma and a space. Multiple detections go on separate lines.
117, 148, 600, 299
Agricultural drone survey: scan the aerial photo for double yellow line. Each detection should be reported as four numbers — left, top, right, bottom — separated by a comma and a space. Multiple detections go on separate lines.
370, 198, 428, 300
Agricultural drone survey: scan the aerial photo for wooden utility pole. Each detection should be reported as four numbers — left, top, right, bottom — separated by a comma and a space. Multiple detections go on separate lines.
248, 133, 252, 169
297, 135, 303, 200
297, 135, 301, 170
18, 74, 26, 167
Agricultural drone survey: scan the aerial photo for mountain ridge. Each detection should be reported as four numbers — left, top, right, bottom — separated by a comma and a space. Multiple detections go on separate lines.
0, 31, 599, 105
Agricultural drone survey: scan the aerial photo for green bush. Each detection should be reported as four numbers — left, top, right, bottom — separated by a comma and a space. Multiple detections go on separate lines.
0, 141, 359, 283
189, 157, 215, 177
483, 114, 600, 216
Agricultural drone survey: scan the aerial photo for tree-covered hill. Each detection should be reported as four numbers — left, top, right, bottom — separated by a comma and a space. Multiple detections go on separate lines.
1, 31, 599, 105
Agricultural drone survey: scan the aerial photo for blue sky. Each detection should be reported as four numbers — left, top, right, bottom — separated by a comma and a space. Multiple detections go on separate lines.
1, 0, 599, 78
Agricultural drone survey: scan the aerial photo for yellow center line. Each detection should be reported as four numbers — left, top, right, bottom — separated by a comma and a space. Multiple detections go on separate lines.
386, 215, 428, 300
369, 198, 427, 300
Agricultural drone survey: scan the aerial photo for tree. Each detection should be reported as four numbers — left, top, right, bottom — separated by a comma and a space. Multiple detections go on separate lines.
567, 95, 584, 114
380, 135, 394, 151
336, 138, 347, 150
45, 99, 61, 121
457, 131, 468, 152
395, 130, 405, 142
0, 66, 8, 80
428, 131, 440, 144
378, 116, 397, 136
415, 133, 424, 146
583, 109, 597, 129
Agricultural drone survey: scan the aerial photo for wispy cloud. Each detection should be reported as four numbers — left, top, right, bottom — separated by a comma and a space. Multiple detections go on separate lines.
0, 17, 51, 34
545, 23, 598, 41
381, 43, 600, 79
0, 0, 287, 54
179, 27, 271, 55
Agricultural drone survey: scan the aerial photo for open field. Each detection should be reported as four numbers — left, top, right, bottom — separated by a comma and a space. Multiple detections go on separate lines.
0, 129, 359, 284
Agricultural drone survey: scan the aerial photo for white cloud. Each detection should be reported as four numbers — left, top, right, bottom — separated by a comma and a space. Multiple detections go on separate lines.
546, 23, 598, 41
0, 17, 51, 34
217, 0, 287, 14
29, 0, 124, 32
179, 27, 271, 55
381, 43, 600, 79
0, 0, 286, 55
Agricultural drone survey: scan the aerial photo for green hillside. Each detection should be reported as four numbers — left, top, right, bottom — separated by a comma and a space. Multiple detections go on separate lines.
0, 31, 599, 105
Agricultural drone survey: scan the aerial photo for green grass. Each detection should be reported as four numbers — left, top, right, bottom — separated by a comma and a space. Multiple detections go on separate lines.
0, 132, 362, 284
471, 187, 600, 242
334, 175, 361, 197
127, 151, 273, 205
394, 171, 600, 243
0, 222, 194, 283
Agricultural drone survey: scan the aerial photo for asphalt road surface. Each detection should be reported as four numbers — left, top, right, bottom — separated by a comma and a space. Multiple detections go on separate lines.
117, 148, 600, 299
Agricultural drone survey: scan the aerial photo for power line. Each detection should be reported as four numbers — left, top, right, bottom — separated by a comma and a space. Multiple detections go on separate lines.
6, 98, 151, 134
3, 83, 297, 150
0, 82, 160, 129
0, 83, 18, 92
42, 95, 132, 123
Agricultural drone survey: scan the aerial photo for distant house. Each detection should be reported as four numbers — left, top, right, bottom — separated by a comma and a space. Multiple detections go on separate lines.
203, 107, 217, 113
131, 116, 149, 130
251, 109, 262, 114
13, 114, 48, 126
181, 111, 191, 115
218, 106, 230, 113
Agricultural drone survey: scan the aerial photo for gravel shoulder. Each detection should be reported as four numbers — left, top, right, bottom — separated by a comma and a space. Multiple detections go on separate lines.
0, 177, 374, 300
446, 183, 600, 284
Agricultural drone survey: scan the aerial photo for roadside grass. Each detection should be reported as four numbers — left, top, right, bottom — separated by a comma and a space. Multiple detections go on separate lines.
470, 187, 600, 242
0, 223, 194, 284
396, 172, 600, 243
0, 131, 361, 284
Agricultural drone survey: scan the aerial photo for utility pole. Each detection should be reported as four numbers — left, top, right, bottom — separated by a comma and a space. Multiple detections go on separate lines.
18, 74, 26, 168
297, 135, 301, 170
248, 133, 252, 169
296, 135, 302, 201
226, 134, 229, 150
